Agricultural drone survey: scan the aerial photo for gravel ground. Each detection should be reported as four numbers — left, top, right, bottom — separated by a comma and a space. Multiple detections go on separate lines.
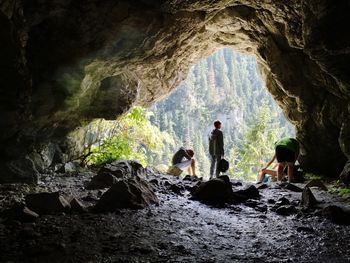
0, 171, 349, 263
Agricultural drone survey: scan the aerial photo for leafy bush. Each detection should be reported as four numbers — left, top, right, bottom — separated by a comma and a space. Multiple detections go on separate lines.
86, 107, 174, 167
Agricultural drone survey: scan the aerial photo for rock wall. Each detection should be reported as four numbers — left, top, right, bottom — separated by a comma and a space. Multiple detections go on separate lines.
1, 0, 350, 182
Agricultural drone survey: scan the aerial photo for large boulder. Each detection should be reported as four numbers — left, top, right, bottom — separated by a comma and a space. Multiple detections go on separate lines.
322, 205, 350, 225
25, 192, 71, 215
300, 187, 317, 208
305, 179, 328, 191
94, 176, 158, 212
86, 160, 145, 189
98, 160, 145, 178
232, 185, 260, 201
2, 202, 39, 222
85, 173, 118, 190
339, 160, 350, 187
191, 175, 234, 204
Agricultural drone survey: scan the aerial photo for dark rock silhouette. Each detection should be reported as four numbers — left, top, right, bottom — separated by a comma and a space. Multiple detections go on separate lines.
94, 176, 159, 212
301, 187, 317, 208
2, 202, 39, 222
191, 175, 234, 204
322, 205, 350, 225
25, 192, 71, 215
305, 180, 328, 191
86, 160, 146, 189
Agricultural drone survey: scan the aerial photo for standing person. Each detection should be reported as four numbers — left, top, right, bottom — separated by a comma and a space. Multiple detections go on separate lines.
209, 120, 224, 179
258, 137, 299, 183
171, 147, 196, 176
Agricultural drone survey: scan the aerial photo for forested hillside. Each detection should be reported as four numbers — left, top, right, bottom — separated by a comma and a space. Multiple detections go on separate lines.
148, 48, 294, 180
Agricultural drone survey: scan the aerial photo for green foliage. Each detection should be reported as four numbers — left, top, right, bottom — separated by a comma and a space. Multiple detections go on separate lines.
229, 103, 284, 181
304, 173, 325, 181
87, 107, 174, 167
329, 185, 350, 196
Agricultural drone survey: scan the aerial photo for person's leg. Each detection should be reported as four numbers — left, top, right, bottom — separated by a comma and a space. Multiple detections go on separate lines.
287, 163, 294, 182
277, 163, 285, 181
210, 155, 215, 179
215, 156, 221, 177
187, 167, 192, 176
191, 159, 196, 176
258, 169, 277, 182
258, 170, 265, 183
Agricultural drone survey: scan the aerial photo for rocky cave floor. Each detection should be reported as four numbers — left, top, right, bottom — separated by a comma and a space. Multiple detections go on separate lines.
1, 168, 350, 263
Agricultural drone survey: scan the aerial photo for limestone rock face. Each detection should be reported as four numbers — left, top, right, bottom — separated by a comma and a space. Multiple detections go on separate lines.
1, 0, 350, 182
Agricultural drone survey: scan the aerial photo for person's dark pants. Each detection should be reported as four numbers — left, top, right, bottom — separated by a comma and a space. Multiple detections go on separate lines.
275, 146, 296, 163
210, 155, 221, 179
276, 146, 296, 182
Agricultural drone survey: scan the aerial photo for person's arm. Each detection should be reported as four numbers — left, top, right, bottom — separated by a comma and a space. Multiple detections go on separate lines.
262, 154, 276, 170
218, 131, 224, 157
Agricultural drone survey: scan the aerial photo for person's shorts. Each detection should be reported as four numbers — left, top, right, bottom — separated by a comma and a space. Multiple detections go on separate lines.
173, 159, 192, 170
275, 146, 295, 163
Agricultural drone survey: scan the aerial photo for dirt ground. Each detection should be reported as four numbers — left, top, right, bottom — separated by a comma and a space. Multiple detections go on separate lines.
0, 171, 350, 263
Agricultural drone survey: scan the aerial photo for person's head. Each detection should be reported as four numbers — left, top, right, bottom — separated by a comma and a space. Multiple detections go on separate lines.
214, 120, 222, 129
186, 149, 194, 157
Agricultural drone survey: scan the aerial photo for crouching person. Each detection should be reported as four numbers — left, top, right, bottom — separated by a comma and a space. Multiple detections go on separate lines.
167, 147, 196, 176
258, 137, 299, 183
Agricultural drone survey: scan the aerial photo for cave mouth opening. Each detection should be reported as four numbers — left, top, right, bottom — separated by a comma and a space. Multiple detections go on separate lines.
80, 48, 295, 182
147, 48, 295, 181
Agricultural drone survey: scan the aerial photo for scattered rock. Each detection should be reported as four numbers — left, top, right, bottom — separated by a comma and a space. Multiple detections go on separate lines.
69, 198, 87, 213
276, 205, 298, 216
322, 205, 350, 225
64, 161, 80, 173
257, 184, 268, 190
276, 197, 290, 206
149, 179, 159, 186
183, 175, 193, 181
300, 187, 317, 208
231, 181, 243, 187
267, 199, 276, 204
25, 192, 71, 215
183, 175, 200, 182
191, 175, 234, 204
81, 195, 98, 202
280, 183, 303, 192
86, 173, 118, 190
98, 160, 145, 179
233, 185, 260, 201
305, 179, 328, 191
271, 197, 291, 212
2, 202, 39, 222
255, 204, 268, 213
169, 184, 185, 195
244, 200, 260, 208
296, 226, 314, 233
54, 163, 65, 173
94, 176, 159, 212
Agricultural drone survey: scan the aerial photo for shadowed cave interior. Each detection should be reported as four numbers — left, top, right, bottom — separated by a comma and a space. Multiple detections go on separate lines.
1, 0, 350, 262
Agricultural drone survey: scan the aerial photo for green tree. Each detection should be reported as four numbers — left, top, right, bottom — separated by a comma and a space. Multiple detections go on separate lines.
87, 107, 175, 167
229, 103, 285, 181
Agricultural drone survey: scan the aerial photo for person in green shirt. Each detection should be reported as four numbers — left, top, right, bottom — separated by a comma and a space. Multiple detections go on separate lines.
258, 137, 300, 183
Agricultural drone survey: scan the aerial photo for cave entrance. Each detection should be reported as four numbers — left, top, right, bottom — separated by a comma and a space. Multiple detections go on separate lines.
147, 48, 295, 181
80, 49, 294, 182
